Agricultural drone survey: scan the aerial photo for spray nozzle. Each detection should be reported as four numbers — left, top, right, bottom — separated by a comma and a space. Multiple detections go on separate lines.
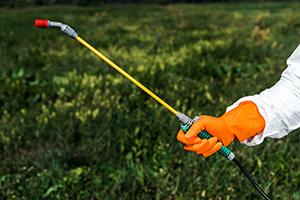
34, 19, 78, 38
35, 19, 49, 28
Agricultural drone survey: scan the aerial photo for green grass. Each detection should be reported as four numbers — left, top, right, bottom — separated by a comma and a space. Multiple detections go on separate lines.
1, 3, 300, 199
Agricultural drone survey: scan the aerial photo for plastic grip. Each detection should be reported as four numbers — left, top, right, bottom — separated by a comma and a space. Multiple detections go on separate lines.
35, 19, 49, 28
181, 124, 232, 158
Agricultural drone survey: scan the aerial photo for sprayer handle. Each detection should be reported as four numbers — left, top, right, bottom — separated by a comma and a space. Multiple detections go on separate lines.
181, 124, 235, 160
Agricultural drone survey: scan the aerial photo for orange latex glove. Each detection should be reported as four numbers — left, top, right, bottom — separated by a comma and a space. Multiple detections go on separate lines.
177, 101, 265, 157
177, 131, 223, 157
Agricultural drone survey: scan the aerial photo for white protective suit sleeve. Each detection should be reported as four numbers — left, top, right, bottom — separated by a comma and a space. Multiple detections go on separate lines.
226, 44, 300, 146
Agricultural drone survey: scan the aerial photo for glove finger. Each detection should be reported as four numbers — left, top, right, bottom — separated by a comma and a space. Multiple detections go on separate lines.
185, 117, 206, 139
192, 137, 202, 144
184, 139, 208, 152
177, 129, 201, 145
196, 137, 218, 154
202, 142, 222, 157
177, 130, 188, 144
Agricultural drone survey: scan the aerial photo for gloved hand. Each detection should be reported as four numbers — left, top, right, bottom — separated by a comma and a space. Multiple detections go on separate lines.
177, 101, 265, 157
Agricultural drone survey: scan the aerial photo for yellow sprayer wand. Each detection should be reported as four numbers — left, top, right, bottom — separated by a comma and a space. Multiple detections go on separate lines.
34, 19, 272, 200
75, 36, 178, 116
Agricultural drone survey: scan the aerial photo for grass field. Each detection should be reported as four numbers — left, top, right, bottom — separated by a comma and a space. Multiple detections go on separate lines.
1, 3, 300, 199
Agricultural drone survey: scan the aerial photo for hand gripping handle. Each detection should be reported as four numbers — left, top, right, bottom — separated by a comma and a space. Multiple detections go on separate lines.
177, 112, 235, 160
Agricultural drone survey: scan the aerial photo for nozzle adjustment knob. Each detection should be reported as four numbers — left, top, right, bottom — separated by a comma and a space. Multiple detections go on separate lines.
35, 19, 49, 28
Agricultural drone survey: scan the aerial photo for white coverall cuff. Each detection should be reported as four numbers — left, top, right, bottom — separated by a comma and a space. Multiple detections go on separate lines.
225, 44, 300, 146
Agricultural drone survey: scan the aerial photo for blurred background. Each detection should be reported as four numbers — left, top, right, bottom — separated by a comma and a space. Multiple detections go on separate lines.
0, 0, 300, 199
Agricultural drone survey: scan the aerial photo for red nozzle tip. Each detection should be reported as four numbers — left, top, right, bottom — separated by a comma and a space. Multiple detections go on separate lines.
35, 19, 49, 28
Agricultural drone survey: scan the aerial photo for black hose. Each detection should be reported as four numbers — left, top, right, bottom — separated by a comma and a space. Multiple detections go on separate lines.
232, 158, 272, 200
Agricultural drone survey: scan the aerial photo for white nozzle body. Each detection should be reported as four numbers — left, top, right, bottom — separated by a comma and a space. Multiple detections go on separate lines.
49, 21, 78, 38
